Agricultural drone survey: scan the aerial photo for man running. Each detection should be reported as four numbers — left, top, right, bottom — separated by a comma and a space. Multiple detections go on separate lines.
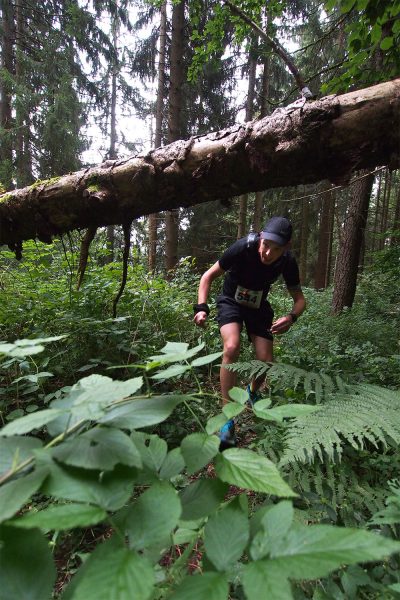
193, 216, 306, 449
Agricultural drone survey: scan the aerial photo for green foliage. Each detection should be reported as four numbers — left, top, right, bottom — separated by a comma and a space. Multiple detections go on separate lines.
281, 384, 400, 465
323, 0, 400, 91
1, 237, 400, 597
2, 338, 400, 598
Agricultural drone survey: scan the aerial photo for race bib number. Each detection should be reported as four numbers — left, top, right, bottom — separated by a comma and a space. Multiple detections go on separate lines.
234, 285, 263, 309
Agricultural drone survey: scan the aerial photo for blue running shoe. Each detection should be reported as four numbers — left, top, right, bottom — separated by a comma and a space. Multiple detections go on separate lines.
247, 384, 262, 407
218, 419, 236, 451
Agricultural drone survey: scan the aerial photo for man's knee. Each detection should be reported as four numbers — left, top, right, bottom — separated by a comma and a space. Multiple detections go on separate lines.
223, 340, 240, 363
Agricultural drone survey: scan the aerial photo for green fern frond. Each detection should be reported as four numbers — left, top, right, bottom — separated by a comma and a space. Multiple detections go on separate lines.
288, 459, 388, 526
226, 360, 344, 403
281, 384, 400, 466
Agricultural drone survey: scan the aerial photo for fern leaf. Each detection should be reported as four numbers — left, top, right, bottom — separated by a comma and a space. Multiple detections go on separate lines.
280, 385, 400, 466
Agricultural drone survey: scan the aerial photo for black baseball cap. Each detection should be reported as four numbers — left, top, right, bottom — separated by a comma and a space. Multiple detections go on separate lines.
260, 216, 292, 246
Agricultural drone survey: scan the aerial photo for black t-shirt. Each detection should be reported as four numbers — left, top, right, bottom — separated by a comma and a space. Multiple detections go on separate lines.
218, 235, 301, 301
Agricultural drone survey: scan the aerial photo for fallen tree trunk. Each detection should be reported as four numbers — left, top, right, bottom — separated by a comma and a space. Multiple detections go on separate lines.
1, 78, 399, 251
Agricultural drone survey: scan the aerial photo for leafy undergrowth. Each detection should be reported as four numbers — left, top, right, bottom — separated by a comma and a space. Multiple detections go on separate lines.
1, 339, 400, 600
1, 244, 400, 598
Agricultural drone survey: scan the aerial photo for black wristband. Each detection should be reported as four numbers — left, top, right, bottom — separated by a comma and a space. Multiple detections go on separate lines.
194, 303, 210, 316
289, 312, 297, 323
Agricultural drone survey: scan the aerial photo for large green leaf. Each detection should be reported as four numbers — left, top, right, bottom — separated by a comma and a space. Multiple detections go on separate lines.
151, 364, 191, 380
100, 394, 186, 429
169, 572, 229, 600
270, 523, 400, 580
179, 479, 228, 521
0, 525, 56, 600
147, 342, 205, 368
69, 375, 143, 420
39, 455, 136, 511
204, 498, 249, 571
9, 503, 107, 531
250, 501, 294, 561
0, 335, 66, 358
159, 447, 185, 480
242, 560, 292, 600
215, 449, 296, 497
222, 402, 245, 420
124, 482, 181, 550
206, 413, 229, 435
228, 387, 250, 405
0, 468, 48, 523
181, 433, 220, 475
52, 427, 142, 470
0, 408, 65, 437
190, 351, 222, 367
66, 538, 155, 600
253, 404, 320, 422
0, 436, 43, 477
131, 432, 168, 472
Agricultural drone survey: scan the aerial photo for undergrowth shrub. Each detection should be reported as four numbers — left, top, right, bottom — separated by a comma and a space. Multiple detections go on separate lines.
1, 339, 400, 599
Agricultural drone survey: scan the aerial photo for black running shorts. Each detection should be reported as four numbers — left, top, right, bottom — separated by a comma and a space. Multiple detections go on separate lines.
216, 294, 274, 341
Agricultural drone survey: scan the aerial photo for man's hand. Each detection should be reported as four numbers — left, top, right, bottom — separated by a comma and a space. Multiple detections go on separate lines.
194, 311, 208, 328
271, 315, 293, 335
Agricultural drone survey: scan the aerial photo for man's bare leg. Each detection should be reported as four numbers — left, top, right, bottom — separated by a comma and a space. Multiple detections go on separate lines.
249, 334, 273, 394
220, 322, 241, 403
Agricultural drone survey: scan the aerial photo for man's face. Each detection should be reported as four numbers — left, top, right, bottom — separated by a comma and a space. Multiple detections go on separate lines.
258, 238, 287, 265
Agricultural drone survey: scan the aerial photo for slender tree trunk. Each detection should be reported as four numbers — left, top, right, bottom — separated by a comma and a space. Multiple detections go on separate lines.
14, 0, 32, 187
149, 0, 167, 272
299, 197, 309, 284
391, 177, 400, 246
380, 168, 392, 249
378, 168, 389, 250
165, 0, 185, 272
237, 41, 257, 239
104, 14, 120, 264
331, 172, 374, 314
314, 186, 335, 289
253, 50, 270, 232
0, 0, 14, 190
371, 170, 382, 254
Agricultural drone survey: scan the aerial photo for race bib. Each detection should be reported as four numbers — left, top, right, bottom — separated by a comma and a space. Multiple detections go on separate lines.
234, 285, 263, 309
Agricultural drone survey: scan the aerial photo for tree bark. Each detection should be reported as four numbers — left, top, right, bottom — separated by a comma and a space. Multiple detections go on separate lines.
314, 186, 335, 290
331, 171, 375, 314
165, 0, 185, 272
148, 0, 167, 272
0, 0, 15, 191
0, 79, 399, 251
299, 197, 309, 284
391, 178, 400, 246
237, 42, 257, 239
252, 48, 271, 232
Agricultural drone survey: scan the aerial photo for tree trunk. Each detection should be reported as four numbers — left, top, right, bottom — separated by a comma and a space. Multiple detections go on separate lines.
237, 41, 257, 239
299, 197, 309, 284
391, 178, 400, 246
104, 13, 119, 265
0, 0, 14, 190
314, 187, 335, 290
253, 16, 271, 233
148, 0, 167, 272
379, 168, 392, 249
165, 0, 185, 272
0, 79, 399, 251
331, 172, 375, 314
371, 170, 383, 254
